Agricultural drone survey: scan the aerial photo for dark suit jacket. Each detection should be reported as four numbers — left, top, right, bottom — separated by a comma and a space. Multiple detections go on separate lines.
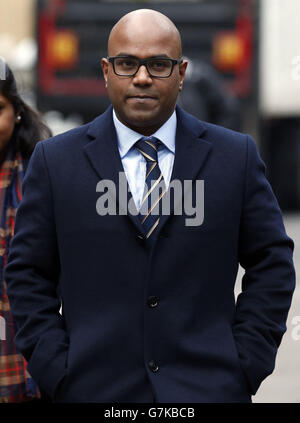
5, 106, 295, 403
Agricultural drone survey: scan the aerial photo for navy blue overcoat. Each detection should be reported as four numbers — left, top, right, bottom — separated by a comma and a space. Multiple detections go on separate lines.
5, 106, 295, 402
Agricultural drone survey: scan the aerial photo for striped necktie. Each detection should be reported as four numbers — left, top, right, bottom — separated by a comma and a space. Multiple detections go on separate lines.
135, 136, 167, 242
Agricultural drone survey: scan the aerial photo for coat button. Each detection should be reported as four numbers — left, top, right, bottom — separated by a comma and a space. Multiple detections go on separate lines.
148, 360, 159, 372
147, 296, 159, 308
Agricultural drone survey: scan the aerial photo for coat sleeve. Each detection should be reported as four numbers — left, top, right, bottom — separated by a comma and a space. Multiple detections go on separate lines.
5, 141, 68, 398
234, 134, 296, 395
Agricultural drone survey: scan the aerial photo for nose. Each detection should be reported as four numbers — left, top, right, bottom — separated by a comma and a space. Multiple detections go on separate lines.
132, 64, 152, 85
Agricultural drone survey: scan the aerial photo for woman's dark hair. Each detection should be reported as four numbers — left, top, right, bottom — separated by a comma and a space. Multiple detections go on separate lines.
0, 59, 52, 158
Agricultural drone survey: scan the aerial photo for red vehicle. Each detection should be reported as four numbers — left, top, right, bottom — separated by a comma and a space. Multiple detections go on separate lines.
36, 0, 256, 124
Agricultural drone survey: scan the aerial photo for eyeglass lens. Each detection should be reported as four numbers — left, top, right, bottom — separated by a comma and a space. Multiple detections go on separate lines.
114, 57, 173, 77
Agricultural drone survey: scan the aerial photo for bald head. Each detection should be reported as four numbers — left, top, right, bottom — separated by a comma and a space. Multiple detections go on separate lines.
102, 8, 187, 135
108, 9, 182, 57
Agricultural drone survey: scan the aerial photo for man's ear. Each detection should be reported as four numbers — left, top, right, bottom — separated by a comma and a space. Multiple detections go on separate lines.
101, 58, 109, 86
179, 60, 188, 92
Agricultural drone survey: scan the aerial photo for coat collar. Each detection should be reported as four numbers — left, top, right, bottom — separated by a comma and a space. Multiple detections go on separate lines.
158, 105, 212, 234
172, 105, 211, 182
84, 106, 144, 234
84, 105, 212, 237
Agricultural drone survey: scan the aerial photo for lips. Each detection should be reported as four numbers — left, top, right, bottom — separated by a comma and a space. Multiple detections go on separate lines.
126, 94, 158, 100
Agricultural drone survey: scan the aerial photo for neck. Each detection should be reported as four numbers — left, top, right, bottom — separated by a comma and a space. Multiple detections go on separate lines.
114, 109, 176, 136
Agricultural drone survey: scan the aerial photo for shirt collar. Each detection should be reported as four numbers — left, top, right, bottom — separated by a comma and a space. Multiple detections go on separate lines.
113, 109, 176, 158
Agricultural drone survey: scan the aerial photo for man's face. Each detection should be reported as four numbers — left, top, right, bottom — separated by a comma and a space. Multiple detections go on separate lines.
102, 21, 187, 135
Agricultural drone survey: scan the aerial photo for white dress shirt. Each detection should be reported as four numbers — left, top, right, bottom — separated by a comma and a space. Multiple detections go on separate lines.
113, 109, 176, 210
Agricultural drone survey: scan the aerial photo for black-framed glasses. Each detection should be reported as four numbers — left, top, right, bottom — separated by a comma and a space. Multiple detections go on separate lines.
107, 56, 183, 78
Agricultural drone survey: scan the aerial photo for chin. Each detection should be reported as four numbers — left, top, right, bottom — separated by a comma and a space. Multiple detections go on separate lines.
124, 111, 160, 129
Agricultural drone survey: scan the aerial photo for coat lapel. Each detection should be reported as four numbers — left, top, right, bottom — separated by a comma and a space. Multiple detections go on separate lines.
83, 106, 145, 235
83, 105, 212, 238
157, 106, 212, 235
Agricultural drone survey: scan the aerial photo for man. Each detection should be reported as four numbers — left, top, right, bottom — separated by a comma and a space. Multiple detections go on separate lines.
5, 9, 295, 403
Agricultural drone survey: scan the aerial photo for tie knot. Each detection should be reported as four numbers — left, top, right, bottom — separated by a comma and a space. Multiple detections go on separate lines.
135, 136, 161, 162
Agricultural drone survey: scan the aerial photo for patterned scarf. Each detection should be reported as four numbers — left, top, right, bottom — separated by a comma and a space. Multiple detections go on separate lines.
0, 146, 40, 402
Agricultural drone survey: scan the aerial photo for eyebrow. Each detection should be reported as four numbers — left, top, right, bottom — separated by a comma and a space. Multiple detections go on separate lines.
114, 53, 171, 59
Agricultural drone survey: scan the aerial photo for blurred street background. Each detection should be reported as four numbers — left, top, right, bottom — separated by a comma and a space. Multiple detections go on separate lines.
1, 0, 299, 402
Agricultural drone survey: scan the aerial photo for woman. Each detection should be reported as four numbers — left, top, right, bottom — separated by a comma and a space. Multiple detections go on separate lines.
0, 58, 51, 402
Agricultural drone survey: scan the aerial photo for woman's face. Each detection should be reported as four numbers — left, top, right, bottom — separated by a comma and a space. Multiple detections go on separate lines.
0, 93, 17, 153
